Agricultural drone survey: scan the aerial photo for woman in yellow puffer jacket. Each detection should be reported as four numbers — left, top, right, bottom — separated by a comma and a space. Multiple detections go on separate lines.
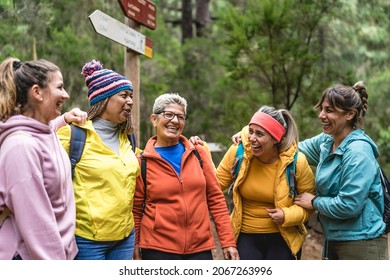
216, 106, 315, 260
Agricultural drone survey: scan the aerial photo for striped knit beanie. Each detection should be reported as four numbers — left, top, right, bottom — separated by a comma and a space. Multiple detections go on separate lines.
81, 60, 133, 106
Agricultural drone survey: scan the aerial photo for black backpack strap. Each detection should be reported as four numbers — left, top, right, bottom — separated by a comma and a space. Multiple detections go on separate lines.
192, 148, 203, 168
140, 149, 202, 214
69, 124, 87, 179
140, 152, 147, 214
380, 168, 390, 233
128, 133, 136, 153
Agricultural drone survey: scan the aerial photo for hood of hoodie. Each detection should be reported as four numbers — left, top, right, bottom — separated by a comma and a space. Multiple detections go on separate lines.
0, 114, 68, 207
0, 115, 53, 145
0, 114, 73, 216
0, 115, 77, 260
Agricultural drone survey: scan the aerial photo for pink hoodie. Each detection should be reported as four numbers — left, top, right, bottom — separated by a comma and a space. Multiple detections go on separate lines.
0, 115, 77, 260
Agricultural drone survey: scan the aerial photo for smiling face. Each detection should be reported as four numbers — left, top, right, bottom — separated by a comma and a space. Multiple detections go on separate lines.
248, 123, 279, 163
318, 98, 355, 142
99, 90, 133, 124
151, 103, 186, 147
39, 70, 69, 124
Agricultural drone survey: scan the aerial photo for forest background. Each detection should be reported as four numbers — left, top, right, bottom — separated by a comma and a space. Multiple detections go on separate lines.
1, 0, 389, 174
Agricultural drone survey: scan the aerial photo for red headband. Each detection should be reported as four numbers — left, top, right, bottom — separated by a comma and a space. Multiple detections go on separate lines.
249, 112, 286, 142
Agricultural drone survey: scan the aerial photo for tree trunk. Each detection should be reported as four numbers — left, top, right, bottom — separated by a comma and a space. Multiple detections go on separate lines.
181, 0, 193, 43
195, 0, 210, 37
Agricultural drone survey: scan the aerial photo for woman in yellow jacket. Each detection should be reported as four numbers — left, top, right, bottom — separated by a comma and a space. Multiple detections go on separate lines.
57, 60, 139, 260
216, 106, 315, 260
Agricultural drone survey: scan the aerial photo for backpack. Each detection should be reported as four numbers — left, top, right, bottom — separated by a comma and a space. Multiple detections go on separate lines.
380, 168, 390, 233
69, 124, 137, 178
226, 142, 298, 213
140, 148, 203, 213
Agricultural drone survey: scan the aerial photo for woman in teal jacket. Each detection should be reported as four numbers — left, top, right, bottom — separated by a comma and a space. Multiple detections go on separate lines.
294, 81, 388, 260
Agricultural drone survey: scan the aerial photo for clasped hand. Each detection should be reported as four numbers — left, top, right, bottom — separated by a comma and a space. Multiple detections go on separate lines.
294, 192, 315, 209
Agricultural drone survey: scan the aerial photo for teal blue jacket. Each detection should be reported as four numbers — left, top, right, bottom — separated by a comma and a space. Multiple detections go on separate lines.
299, 129, 386, 241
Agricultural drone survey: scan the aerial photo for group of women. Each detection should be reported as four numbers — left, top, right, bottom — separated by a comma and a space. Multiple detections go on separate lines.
0, 56, 387, 260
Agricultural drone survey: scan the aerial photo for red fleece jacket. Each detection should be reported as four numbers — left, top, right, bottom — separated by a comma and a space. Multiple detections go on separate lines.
133, 135, 236, 254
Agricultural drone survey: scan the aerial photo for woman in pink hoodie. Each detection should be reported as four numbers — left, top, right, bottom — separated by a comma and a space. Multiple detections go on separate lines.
0, 57, 84, 259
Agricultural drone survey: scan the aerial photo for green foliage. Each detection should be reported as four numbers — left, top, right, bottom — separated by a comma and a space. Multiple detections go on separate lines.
364, 70, 390, 174
220, 0, 335, 107
138, 11, 183, 146
216, 0, 341, 144
0, 0, 389, 171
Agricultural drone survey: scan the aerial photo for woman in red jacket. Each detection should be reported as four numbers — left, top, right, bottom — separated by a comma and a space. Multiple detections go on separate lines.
133, 93, 239, 260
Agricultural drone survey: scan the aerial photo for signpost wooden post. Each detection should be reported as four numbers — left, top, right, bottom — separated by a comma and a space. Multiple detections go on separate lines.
118, 0, 157, 146
89, 5, 155, 146
124, 17, 141, 147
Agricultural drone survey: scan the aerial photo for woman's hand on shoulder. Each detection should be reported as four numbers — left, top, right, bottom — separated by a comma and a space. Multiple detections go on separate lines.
189, 135, 205, 146
64, 107, 87, 126
231, 131, 241, 145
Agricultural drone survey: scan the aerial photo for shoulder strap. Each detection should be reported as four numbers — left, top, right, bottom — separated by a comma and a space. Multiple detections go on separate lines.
287, 151, 299, 198
380, 168, 390, 192
380, 168, 390, 233
192, 148, 203, 168
69, 124, 87, 179
140, 152, 147, 214
227, 143, 245, 196
140, 148, 203, 214
128, 133, 136, 153
232, 142, 244, 178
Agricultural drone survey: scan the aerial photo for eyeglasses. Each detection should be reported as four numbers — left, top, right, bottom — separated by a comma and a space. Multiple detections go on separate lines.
156, 111, 188, 122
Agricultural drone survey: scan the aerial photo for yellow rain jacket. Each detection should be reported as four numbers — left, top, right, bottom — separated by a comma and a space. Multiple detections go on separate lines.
57, 121, 139, 241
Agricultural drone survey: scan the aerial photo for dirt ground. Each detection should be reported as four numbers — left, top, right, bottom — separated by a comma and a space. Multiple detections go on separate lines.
300, 227, 323, 260
211, 224, 323, 260
210, 215, 323, 260
211, 216, 389, 260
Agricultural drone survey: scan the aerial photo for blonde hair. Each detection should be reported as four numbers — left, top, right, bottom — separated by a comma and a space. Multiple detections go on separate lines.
0, 58, 19, 121
257, 105, 299, 151
0, 57, 60, 121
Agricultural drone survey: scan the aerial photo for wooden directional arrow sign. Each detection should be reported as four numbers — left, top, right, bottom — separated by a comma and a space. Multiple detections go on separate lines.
89, 10, 152, 58
118, 0, 157, 30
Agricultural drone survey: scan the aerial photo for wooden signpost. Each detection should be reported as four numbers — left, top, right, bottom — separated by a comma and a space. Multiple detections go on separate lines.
89, 10, 152, 58
118, 0, 157, 146
118, 0, 156, 30
89, 1, 156, 145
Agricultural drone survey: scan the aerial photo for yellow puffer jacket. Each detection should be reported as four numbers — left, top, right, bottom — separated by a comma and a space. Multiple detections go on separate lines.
216, 126, 315, 255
